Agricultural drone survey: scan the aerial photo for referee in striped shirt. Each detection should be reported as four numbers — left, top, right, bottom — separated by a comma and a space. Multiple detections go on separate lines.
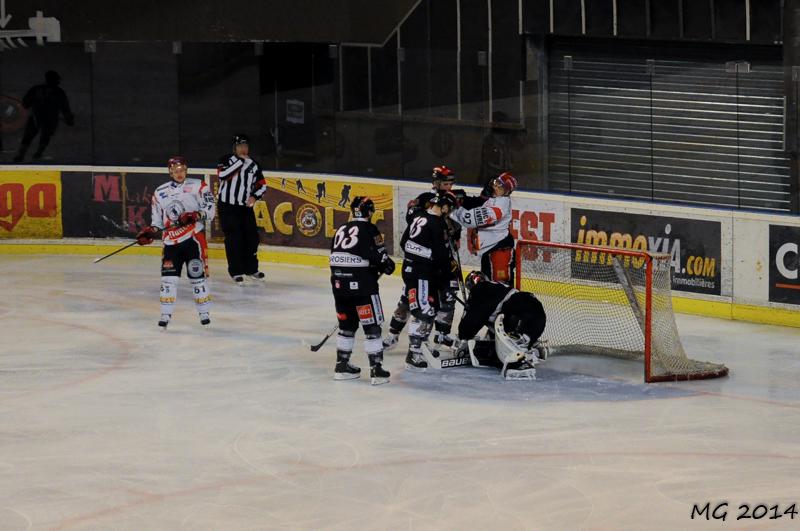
217, 134, 268, 283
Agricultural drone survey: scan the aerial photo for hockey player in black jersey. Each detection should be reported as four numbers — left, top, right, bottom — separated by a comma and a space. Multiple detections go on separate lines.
455, 271, 548, 379
329, 196, 396, 385
400, 190, 458, 370
384, 165, 463, 351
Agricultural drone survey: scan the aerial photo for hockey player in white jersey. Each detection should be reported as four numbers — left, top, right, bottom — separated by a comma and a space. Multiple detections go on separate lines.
450, 172, 517, 284
135, 156, 216, 329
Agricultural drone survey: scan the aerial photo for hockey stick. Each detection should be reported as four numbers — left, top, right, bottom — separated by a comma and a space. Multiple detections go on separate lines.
309, 324, 338, 352
447, 237, 469, 305
92, 241, 140, 263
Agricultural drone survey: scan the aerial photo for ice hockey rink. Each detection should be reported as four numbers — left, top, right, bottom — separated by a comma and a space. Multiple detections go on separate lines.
1, 252, 799, 530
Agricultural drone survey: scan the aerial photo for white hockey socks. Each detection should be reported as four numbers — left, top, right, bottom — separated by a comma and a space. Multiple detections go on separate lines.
160, 276, 178, 316
190, 277, 212, 314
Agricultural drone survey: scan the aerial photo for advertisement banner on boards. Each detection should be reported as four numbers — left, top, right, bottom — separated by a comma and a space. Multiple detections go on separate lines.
768, 224, 800, 305
210, 175, 394, 251
62, 171, 207, 238
0, 170, 62, 239
570, 208, 722, 295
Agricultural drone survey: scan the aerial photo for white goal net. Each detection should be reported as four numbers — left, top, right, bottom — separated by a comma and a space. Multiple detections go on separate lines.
515, 240, 728, 382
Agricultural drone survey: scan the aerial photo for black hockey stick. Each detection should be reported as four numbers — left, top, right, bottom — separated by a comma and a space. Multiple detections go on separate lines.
92, 241, 140, 263
309, 324, 339, 352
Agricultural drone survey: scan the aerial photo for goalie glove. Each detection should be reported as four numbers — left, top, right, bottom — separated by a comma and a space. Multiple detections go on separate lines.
178, 211, 202, 226
136, 226, 158, 245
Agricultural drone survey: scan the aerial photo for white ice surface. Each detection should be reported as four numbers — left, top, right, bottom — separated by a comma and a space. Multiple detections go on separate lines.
1, 254, 799, 530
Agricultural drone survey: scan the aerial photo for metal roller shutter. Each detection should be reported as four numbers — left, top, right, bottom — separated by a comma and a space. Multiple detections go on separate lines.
548, 40, 790, 212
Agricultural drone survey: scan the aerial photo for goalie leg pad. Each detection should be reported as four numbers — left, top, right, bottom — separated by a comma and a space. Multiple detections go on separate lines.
494, 314, 528, 365
190, 277, 212, 314
159, 276, 179, 316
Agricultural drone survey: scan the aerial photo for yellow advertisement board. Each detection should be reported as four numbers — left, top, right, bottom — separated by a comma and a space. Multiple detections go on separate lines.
0, 171, 63, 239
210, 175, 394, 250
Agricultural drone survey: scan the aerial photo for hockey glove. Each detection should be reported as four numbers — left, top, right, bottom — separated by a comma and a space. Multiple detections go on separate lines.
136, 226, 158, 245
452, 188, 467, 207
178, 211, 202, 226
449, 259, 459, 274
382, 256, 396, 276
480, 178, 494, 198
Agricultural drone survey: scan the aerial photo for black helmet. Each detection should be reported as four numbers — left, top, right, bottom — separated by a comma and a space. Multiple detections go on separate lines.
430, 190, 457, 210
432, 165, 455, 185
232, 134, 250, 147
350, 196, 375, 219
465, 270, 486, 291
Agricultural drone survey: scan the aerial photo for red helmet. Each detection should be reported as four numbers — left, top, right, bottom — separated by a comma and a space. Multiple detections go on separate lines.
495, 172, 517, 194
167, 156, 187, 169
432, 165, 455, 185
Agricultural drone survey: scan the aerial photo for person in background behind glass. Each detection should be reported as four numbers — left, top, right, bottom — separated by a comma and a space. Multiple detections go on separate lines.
14, 71, 74, 162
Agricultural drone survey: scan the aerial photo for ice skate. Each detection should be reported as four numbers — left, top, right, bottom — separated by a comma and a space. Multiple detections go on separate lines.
405, 350, 428, 371
433, 332, 455, 348
158, 314, 171, 330
370, 363, 390, 385
503, 359, 537, 380
334, 360, 361, 380
248, 271, 266, 281
199, 312, 211, 327
382, 333, 399, 351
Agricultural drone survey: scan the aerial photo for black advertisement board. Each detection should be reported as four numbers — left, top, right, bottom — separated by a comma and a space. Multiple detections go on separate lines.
768, 224, 800, 305
571, 209, 722, 295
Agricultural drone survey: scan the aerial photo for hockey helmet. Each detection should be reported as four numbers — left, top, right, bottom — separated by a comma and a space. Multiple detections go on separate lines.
350, 196, 375, 219
430, 190, 457, 211
167, 156, 187, 169
465, 270, 486, 291
432, 165, 456, 186
494, 172, 518, 195
232, 134, 250, 147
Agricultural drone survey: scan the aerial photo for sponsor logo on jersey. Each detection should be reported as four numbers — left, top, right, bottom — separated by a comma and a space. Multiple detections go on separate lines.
334, 280, 341, 289
296, 203, 322, 237
408, 288, 418, 310
404, 240, 432, 259
329, 252, 369, 267
336, 312, 348, 320
349, 282, 359, 290
371, 294, 384, 324
187, 259, 204, 278
194, 295, 212, 304
159, 296, 176, 303
357, 304, 375, 325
